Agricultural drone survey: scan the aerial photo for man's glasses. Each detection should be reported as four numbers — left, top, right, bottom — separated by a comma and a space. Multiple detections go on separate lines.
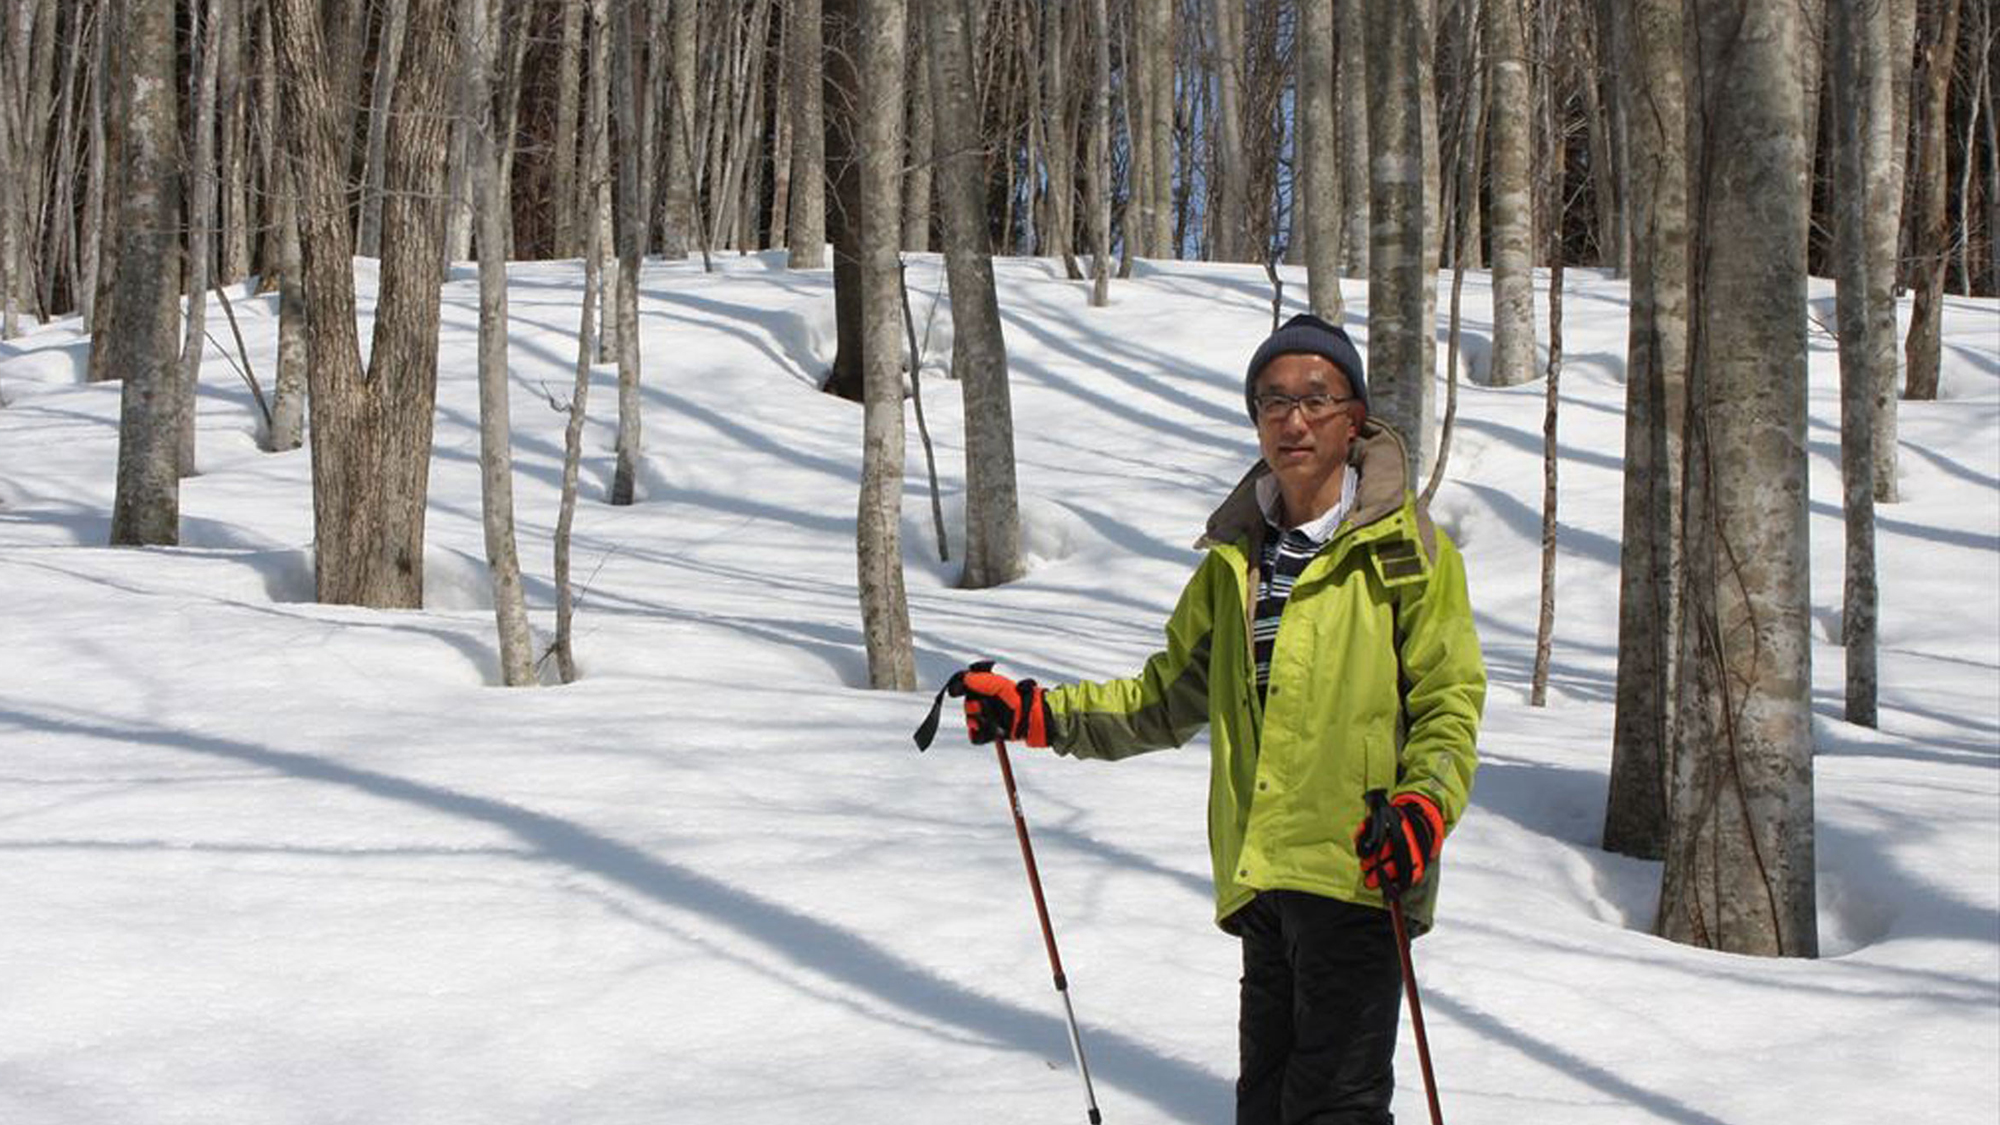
1253, 391, 1356, 422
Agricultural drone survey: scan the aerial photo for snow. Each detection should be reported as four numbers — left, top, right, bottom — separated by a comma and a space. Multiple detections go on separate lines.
2, 253, 1996, 1124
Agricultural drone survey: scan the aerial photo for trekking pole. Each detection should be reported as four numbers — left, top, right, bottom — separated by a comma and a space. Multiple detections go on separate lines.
913, 671, 1103, 1122
994, 738, 1104, 1124
1365, 790, 1445, 1125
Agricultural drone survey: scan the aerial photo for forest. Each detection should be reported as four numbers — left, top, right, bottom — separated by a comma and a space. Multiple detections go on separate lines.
3, 0, 1997, 961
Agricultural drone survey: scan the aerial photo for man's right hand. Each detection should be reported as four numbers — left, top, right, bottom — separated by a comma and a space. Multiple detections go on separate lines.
956, 665, 1051, 747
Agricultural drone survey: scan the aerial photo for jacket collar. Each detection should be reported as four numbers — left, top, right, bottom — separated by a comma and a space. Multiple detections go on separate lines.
1197, 420, 1414, 550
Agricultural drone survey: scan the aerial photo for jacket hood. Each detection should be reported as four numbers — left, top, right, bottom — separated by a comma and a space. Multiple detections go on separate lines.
1198, 419, 1416, 549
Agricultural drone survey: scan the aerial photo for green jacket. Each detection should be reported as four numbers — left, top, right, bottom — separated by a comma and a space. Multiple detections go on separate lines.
1044, 422, 1485, 933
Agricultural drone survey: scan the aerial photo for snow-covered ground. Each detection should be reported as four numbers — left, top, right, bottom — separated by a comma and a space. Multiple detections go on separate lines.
1, 253, 1994, 1124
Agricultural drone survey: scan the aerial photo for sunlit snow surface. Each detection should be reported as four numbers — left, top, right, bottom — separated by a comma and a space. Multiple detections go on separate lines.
2, 254, 1995, 1123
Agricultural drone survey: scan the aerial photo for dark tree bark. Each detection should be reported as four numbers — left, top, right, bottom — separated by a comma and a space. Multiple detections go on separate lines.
273, 0, 456, 607
107, 0, 183, 546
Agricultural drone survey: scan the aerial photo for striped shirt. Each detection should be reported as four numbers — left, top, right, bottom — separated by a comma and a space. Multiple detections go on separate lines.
1254, 467, 1358, 697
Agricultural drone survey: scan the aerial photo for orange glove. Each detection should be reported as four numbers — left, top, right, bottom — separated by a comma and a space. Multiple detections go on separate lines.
1355, 790, 1445, 897
956, 663, 1051, 747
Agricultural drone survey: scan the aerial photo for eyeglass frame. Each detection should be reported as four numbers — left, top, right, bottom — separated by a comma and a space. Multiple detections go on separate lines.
1251, 390, 1358, 423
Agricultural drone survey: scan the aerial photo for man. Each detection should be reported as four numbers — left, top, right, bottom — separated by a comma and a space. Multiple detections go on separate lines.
954, 313, 1485, 1124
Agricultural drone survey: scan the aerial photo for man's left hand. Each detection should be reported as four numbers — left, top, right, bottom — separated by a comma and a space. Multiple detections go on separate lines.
1355, 792, 1445, 897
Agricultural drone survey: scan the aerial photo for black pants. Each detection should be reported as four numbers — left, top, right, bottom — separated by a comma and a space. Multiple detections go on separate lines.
1234, 891, 1403, 1125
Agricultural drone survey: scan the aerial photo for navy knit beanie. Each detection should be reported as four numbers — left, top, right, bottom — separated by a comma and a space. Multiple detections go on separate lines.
1243, 313, 1368, 420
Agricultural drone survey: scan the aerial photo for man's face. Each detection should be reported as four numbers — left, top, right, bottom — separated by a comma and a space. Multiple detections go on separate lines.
1253, 353, 1361, 497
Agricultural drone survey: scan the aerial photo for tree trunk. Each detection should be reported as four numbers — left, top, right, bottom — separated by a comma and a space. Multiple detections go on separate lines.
1210, 0, 1249, 262
1901, 0, 1961, 401
660, 0, 698, 259
857, 0, 916, 690
556, 0, 611, 686
1301, 0, 1343, 319
1337, 0, 1370, 276
177, 0, 226, 478
768, 10, 793, 250
1531, 254, 1561, 705
80, 0, 112, 330
466, 0, 534, 686
1604, 0, 1687, 861
1146, 0, 1174, 259
216, 0, 251, 284
787, 0, 826, 268
86, 0, 125, 373
1042, 0, 1079, 273
107, 0, 182, 546
1085, 0, 1111, 304
1366, 0, 1434, 492
267, 148, 307, 451
930, 0, 1023, 590
550, 0, 585, 258
1831, 0, 1891, 727
609, 0, 645, 505
824, 0, 866, 398
274, 0, 456, 607
357, 0, 411, 259
1659, 0, 1817, 959
1487, 0, 1537, 386
902, 0, 932, 252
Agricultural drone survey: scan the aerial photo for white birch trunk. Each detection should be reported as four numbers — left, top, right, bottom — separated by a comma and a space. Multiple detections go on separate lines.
1659, 0, 1817, 959
1085, 0, 1111, 304
1301, 0, 1343, 320
466, 0, 534, 687
1337, 0, 1370, 276
608, 0, 644, 505
929, 0, 1022, 590
1487, 0, 1537, 387
857, 0, 915, 690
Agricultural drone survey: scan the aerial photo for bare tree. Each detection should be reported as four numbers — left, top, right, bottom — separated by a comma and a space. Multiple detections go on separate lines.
1487, 0, 1537, 387
357, 0, 411, 259
857, 0, 916, 690
1337, 0, 1370, 276
1659, 0, 1817, 958
466, 0, 534, 685
176, 0, 226, 477
902, 0, 932, 252
608, 0, 646, 505
1902, 0, 1962, 400
107, 0, 183, 546
824, 0, 867, 398
1604, 0, 1688, 860
554, 0, 613, 685
1208, 0, 1249, 261
930, 0, 1023, 590
1365, 0, 1436, 491
788, 0, 827, 268
1300, 0, 1343, 320
660, 0, 698, 259
1085, 0, 1112, 303
273, 0, 456, 606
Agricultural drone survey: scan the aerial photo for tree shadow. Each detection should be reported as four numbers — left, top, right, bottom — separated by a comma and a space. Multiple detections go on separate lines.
1, 705, 1233, 1122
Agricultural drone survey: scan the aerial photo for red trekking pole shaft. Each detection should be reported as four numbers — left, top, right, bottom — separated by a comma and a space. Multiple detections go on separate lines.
1386, 894, 1444, 1125
994, 739, 1103, 1125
